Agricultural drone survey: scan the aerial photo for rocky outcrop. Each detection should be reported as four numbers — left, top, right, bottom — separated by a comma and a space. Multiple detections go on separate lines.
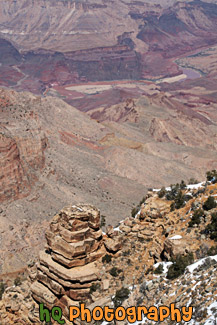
139, 195, 170, 220
163, 237, 192, 259
1, 181, 217, 324
149, 116, 215, 150
30, 205, 106, 317
0, 124, 46, 203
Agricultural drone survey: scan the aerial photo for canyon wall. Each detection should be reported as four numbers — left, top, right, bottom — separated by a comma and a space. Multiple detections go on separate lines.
1, 0, 217, 91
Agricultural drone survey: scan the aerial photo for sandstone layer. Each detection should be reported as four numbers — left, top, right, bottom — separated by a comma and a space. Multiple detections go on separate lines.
30, 205, 106, 316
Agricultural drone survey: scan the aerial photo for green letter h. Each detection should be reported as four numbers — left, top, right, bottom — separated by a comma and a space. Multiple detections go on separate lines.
39, 303, 50, 322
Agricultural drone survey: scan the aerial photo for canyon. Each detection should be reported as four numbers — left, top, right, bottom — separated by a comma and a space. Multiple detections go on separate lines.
0, 0, 217, 92
1, 74, 217, 274
0, 0, 217, 295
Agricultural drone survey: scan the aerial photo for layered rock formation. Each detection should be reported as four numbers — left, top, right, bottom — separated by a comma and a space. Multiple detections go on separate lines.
0, 122, 46, 203
1, 0, 217, 91
1, 180, 217, 324
30, 204, 106, 316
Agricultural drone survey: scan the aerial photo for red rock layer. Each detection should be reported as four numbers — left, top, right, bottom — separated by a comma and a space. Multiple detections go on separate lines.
0, 126, 46, 203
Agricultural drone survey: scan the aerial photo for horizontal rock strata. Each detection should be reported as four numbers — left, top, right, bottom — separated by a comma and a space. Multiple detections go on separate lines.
31, 204, 105, 316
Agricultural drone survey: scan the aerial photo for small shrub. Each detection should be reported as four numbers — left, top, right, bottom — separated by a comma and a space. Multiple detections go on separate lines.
174, 190, 185, 209
89, 282, 101, 294
206, 170, 217, 183
203, 196, 217, 211
188, 178, 199, 185
139, 197, 146, 205
136, 296, 144, 306
195, 307, 208, 322
100, 215, 106, 228
112, 287, 130, 307
195, 244, 209, 259
180, 180, 187, 189
195, 257, 216, 272
207, 245, 217, 256
188, 208, 204, 227
145, 266, 153, 275
0, 282, 5, 300
170, 202, 175, 212
167, 253, 194, 280
166, 184, 186, 210
14, 277, 22, 286
131, 206, 140, 218
102, 254, 112, 264
109, 267, 121, 277
158, 187, 166, 198
138, 236, 145, 243
166, 184, 180, 201
127, 259, 132, 265
154, 264, 164, 274
205, 212, 217, 241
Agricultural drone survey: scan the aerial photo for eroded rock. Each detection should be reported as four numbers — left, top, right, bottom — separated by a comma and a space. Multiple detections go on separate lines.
30, 204, 105, 314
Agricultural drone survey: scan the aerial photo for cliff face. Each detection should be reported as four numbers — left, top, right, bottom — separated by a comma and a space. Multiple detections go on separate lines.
136, 1, 217, 57
1, 0, 217, 90
1, 0, 217, 54
0, 0, 143, 52
0, 102, 46, 203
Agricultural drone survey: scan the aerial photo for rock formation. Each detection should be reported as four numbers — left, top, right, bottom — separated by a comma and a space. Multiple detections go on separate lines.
0, 125, 46, 203
1, 0, 217, 91
30, 204, 106, 317
1, 180, 217, 324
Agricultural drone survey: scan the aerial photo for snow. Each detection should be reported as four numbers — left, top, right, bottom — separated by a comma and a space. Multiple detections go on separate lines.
113, 226, 122, 232
135, 209, 141, 219
154, 261, 173, 274
186, 182, 205, 189
153, 186, 171, 192
169, 235, 182, 240
186, 255, 217, 273
153, 181, 205, 193
185, 192, 193, 197
202, 300, 217, 324
192, 281, 201, 291
71, 205, 83, 211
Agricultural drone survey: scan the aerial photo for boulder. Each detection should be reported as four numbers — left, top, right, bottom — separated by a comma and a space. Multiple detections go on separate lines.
104, 238, 122, 253
163, 237, 190, 258
102, 279, 110, 290
119, 224, 131, 233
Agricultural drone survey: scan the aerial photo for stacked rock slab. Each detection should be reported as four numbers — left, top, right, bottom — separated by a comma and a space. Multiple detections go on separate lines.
31, 204, 105, 317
